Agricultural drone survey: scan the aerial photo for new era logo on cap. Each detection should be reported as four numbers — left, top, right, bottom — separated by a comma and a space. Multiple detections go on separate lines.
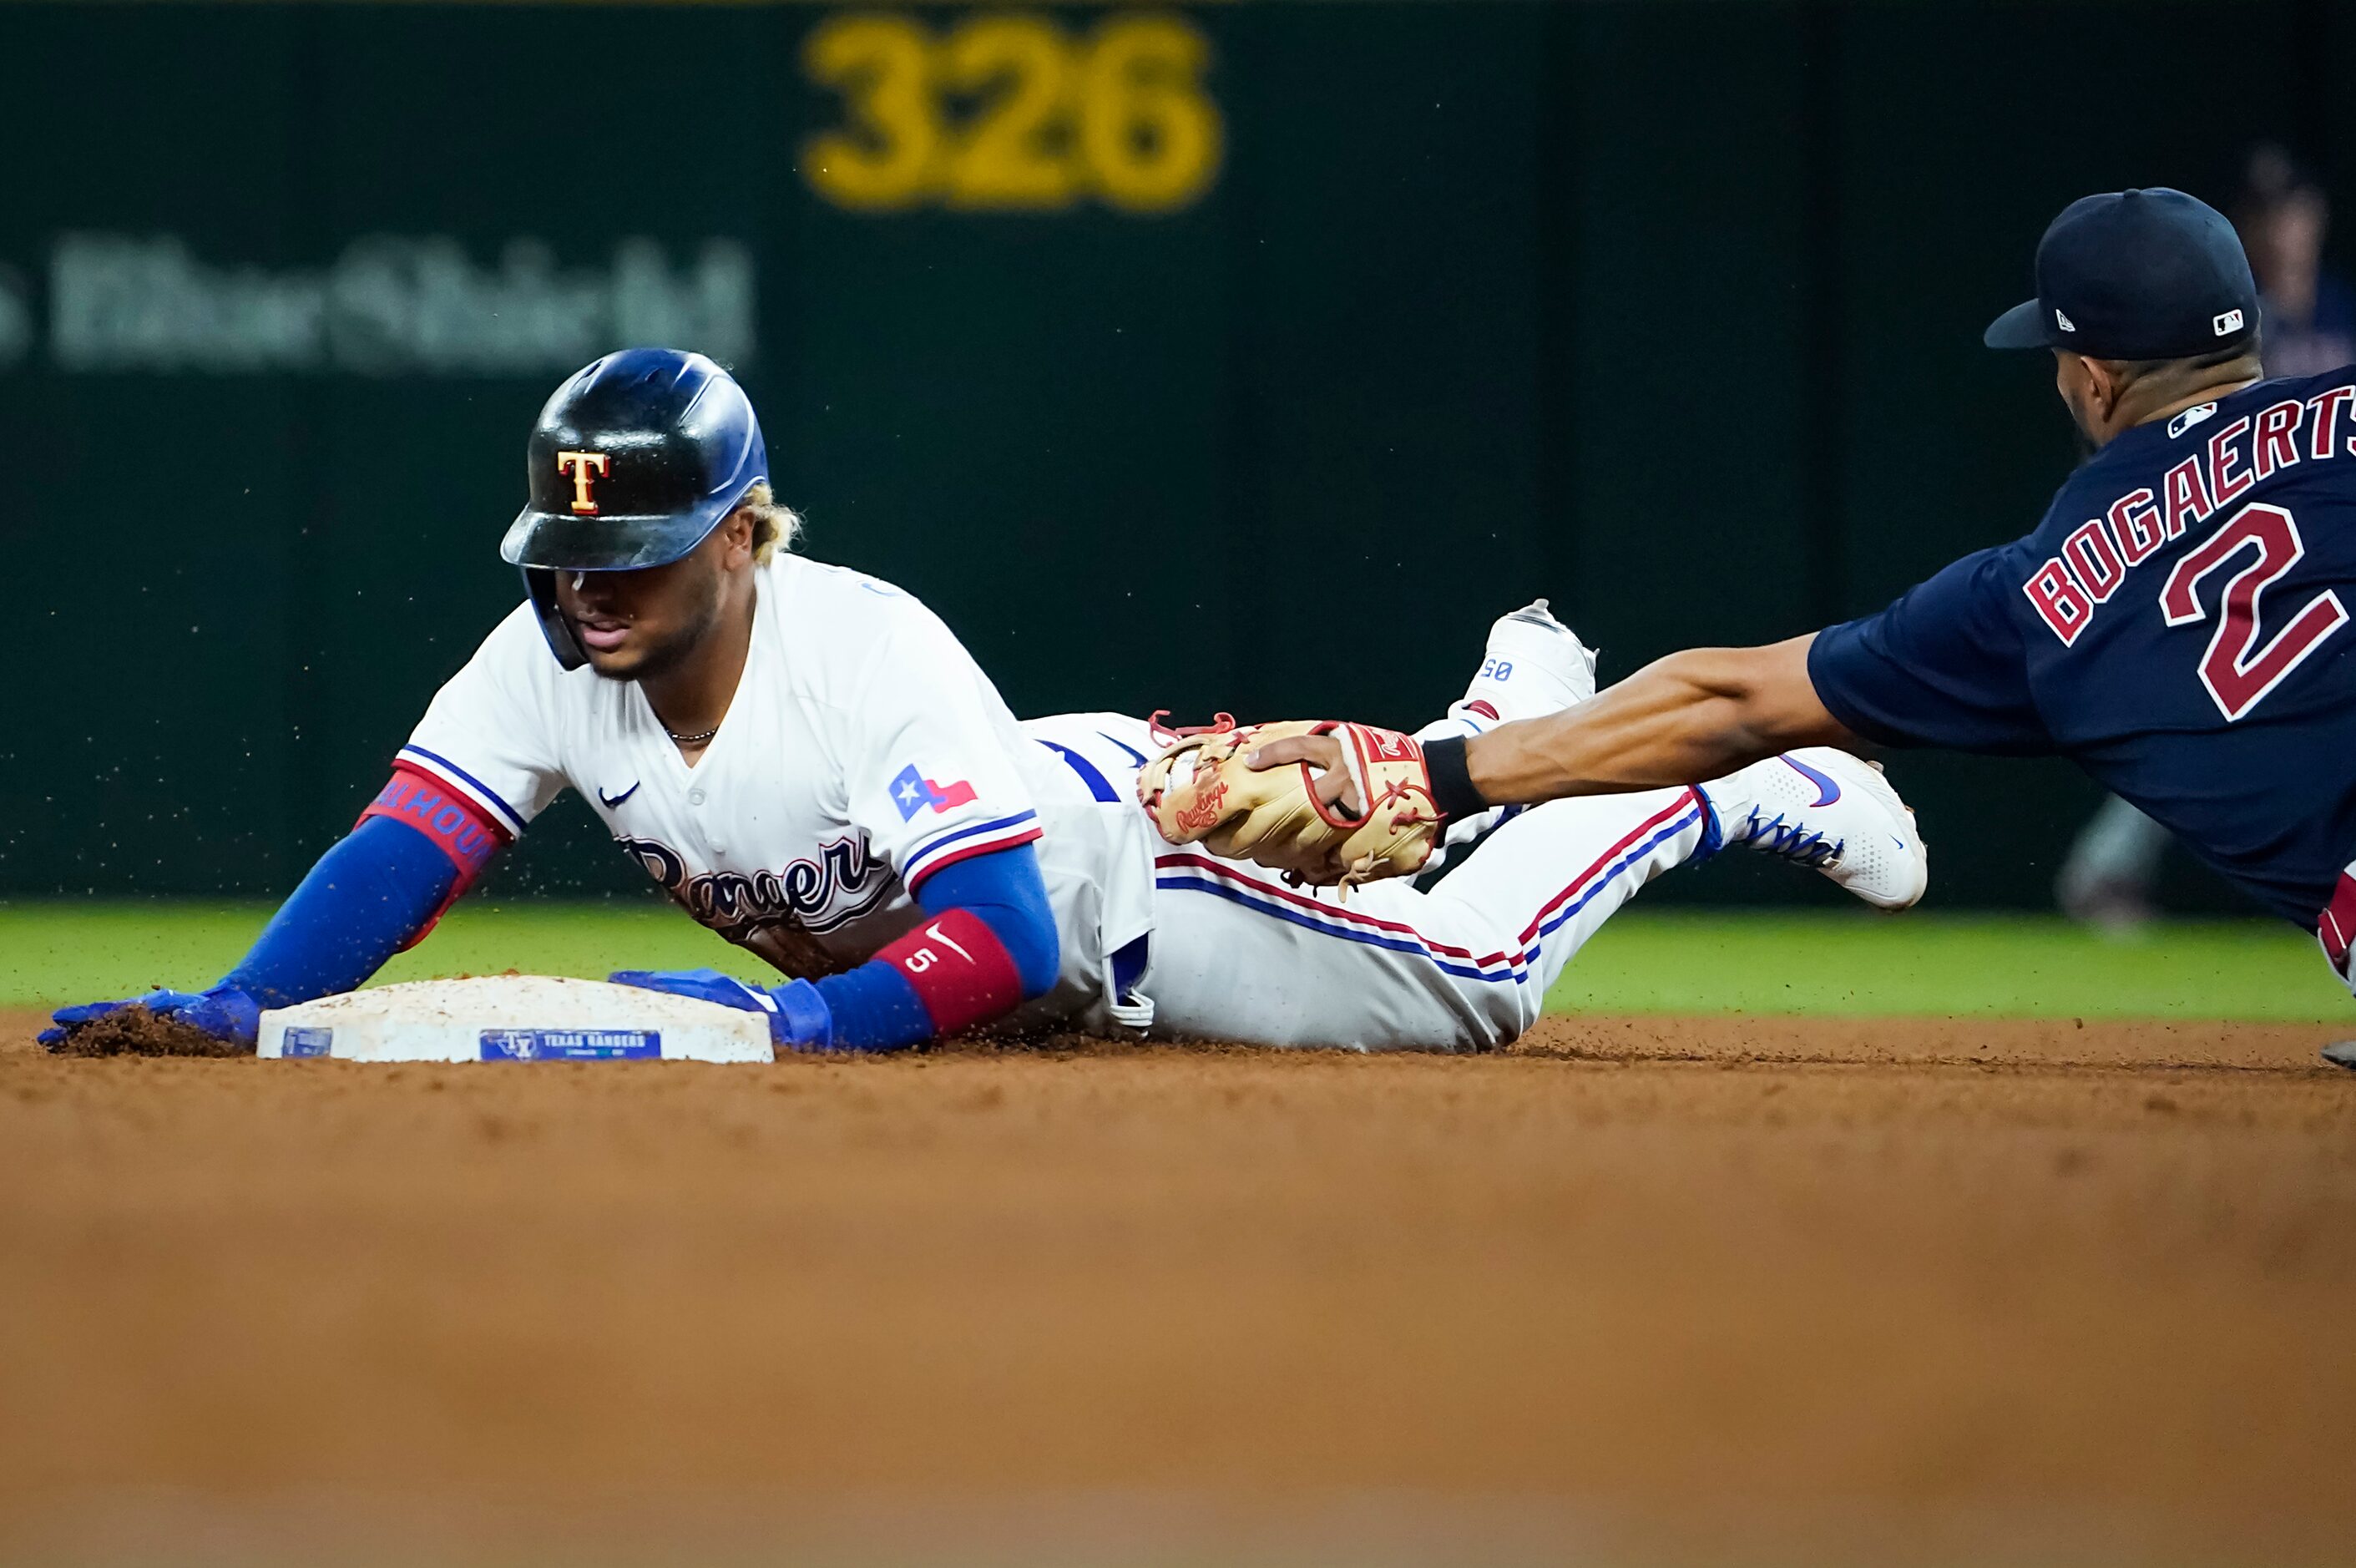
2055, 308, 2077, 333
2213, 308, 2245, 336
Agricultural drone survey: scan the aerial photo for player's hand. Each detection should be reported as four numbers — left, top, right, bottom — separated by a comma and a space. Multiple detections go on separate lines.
40, 985, 261, 1050
606, 967, 837, 1052
1244, 732, 1360, 816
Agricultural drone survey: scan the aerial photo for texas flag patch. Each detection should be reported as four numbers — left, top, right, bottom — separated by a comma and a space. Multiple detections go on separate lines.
890, 764, 978, 821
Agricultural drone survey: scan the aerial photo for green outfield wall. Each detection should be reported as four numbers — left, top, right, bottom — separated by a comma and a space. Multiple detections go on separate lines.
2, 0, 2347, 910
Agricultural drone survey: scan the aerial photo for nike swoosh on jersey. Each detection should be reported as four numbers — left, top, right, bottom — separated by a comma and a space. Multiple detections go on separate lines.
1097, 731, 1150, 769
1779, 755, 1842, 807
599, 781, 641, 809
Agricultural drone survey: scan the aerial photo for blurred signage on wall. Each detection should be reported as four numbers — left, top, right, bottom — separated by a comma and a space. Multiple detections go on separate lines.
13, 235, 756, 376
801, 11, 1221, 213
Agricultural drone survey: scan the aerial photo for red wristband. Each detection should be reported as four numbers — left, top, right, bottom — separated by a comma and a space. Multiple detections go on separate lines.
873, 908, 1024, 1036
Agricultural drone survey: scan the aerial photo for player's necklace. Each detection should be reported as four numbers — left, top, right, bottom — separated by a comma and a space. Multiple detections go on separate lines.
665, 723, 720, 746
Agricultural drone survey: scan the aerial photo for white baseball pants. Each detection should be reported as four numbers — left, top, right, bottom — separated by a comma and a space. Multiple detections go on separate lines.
1137, 787, 1711, 1051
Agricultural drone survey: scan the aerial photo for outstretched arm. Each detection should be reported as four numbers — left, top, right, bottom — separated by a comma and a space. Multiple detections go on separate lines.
1454, 635, 1854, 807
1243, 635, 1855, 824
1200, 560, 2046, 888
42, 768, 506, 1048
1454, 546, 2062, 808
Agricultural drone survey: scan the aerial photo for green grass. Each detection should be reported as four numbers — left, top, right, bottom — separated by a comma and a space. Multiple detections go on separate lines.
0, 900, 749, 1012
2, 898, 2345, 1023
1558, 909, 2343, 1021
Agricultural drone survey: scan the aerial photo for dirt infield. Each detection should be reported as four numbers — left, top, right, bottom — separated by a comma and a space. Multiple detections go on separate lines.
3, 1008, 2352, 1565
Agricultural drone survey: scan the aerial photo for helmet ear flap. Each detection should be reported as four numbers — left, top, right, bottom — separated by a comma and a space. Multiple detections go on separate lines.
521, 567, 588, 670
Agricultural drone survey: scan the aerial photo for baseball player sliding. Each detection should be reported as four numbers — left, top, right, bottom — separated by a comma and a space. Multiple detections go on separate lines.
44, 350, 1924, 1056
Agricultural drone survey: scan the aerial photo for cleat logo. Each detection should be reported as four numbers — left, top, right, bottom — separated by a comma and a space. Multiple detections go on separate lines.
556, 450, 611, 514
1779, 755, 1843, 807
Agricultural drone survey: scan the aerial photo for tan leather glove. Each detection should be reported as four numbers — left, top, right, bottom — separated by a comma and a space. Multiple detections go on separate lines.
1136, 718, 1441, 888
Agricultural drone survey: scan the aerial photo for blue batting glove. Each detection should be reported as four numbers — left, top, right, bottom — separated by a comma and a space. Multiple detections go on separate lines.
606, 967, 835, 1052
40, 984, 261, 1049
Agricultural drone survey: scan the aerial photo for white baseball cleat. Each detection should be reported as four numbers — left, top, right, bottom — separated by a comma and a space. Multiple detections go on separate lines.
1697, 746, 1929, 911
1413, 600, 1600, 867
1444, 598, 1600, 731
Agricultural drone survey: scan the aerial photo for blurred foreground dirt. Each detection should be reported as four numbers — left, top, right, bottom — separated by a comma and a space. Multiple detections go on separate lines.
3, 1009, 2352, 1565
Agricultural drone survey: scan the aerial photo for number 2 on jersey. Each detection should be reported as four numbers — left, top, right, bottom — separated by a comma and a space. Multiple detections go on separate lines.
2159, 502, 2349, 721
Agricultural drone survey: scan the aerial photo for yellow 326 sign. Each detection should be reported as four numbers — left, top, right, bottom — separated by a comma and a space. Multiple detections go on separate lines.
801, 12, 1222, 215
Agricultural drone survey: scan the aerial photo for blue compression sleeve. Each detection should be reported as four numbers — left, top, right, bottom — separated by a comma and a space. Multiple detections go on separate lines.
916, 844, 1061, 996
808, 958, 931, 1051
811, 842, 1060, 1051
220, 815, 463, 1008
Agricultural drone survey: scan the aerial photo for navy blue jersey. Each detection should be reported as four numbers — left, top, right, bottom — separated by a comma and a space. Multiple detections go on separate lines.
1810, 368, 2356, 925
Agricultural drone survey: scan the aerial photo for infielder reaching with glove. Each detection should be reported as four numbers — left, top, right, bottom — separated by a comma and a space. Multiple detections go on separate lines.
1221, 188, 2356, 1004
45, 349, 1923, 1056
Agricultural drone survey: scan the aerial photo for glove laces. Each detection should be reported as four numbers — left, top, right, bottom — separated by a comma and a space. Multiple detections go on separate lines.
1147, 710, 1238, 745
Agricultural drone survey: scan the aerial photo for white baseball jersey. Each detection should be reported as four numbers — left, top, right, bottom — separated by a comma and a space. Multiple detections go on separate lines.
397, 554, 1159, 1029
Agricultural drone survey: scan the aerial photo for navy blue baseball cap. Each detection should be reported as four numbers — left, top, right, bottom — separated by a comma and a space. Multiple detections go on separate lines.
1984, 188, 2261, 358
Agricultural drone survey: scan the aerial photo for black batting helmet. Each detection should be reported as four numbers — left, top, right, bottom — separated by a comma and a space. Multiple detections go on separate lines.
501, 348, 768, 669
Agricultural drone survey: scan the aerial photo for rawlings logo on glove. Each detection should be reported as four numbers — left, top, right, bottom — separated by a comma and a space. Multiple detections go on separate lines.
1136, 716, 1443, 889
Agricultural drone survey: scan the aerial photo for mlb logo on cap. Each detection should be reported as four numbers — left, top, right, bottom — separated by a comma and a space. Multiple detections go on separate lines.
2214, 308, 2246, 336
